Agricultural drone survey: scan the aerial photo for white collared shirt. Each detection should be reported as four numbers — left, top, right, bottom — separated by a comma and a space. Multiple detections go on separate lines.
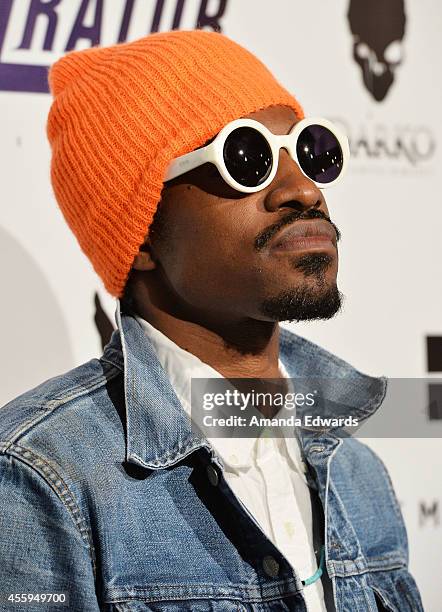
135, 314, 326, 611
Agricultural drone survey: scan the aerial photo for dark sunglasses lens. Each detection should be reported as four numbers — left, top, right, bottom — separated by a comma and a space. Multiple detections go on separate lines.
296, 125, 343, 184
223, 127, 272, 187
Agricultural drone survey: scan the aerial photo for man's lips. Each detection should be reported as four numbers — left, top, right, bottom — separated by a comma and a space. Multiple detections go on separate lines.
269, 219, 337, 253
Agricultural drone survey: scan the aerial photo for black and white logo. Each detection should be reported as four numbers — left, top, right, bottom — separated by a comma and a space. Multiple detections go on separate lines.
347, 0, 407, 102
426, 336, 442, 420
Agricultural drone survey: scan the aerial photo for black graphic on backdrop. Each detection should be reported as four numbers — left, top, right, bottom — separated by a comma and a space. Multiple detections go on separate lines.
426, 336, 442, 420
419, 500, 440, 527
347, 0, 407, 102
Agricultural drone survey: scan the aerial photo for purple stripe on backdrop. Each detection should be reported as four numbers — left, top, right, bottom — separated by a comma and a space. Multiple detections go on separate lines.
0, 0, 13, 52
0, 63, 49, 93
0, 0, 49, 93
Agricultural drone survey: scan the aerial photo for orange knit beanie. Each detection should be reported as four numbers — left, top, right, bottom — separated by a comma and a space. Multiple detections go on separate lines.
47, 30, 304, 297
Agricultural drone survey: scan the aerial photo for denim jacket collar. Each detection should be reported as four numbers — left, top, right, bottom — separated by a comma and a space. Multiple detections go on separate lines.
101, 301, 387, 471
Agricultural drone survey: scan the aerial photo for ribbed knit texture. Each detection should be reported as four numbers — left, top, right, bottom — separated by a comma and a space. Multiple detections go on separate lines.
47, 30, 304, 297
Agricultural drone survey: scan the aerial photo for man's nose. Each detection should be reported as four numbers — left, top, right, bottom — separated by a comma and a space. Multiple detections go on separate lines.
263, 148, 328, 215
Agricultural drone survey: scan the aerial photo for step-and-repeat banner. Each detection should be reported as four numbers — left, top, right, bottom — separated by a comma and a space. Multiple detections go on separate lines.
1, 1, 441, 608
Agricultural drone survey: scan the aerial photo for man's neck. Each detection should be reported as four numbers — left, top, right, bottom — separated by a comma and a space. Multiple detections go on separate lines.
132, 304, 282, 379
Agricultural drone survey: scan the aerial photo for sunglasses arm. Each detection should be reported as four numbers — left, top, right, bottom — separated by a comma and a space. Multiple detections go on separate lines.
163, 144, 216, 182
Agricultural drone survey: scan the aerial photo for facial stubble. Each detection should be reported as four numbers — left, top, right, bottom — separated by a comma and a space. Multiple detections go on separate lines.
259, 252, 343, 322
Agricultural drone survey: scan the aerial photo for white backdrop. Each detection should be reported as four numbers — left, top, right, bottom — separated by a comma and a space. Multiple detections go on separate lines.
0, 1, 441, 609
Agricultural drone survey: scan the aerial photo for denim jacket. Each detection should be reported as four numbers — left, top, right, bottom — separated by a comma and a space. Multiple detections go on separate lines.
0, 305, 424, 612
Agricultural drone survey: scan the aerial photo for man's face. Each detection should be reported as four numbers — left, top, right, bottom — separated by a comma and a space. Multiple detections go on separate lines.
147, 104, 342, 324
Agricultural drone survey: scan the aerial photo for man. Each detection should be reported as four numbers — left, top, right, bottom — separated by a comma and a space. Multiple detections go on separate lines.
0, 30, 423, 611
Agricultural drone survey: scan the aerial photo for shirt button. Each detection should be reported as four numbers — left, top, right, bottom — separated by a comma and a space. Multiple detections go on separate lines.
206, 464, 219, 486
262, 555, 280, 578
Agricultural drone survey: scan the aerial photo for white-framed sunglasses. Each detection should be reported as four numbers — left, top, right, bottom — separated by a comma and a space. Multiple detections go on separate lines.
164, 116, 350, 193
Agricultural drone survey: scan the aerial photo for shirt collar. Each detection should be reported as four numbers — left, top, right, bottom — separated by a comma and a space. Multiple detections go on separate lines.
134, 313, 295, 471
101, 301, 387, 471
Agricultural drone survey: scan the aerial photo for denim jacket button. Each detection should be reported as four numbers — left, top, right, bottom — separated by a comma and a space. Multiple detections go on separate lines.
262, 555, 280, 577
206, 463, 219, 486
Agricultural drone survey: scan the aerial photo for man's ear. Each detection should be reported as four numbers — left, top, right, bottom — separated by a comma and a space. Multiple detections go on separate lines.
132, 240, 157, 271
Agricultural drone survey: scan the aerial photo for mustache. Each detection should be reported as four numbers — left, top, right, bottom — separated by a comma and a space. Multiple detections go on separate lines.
254, 208, 341, 251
